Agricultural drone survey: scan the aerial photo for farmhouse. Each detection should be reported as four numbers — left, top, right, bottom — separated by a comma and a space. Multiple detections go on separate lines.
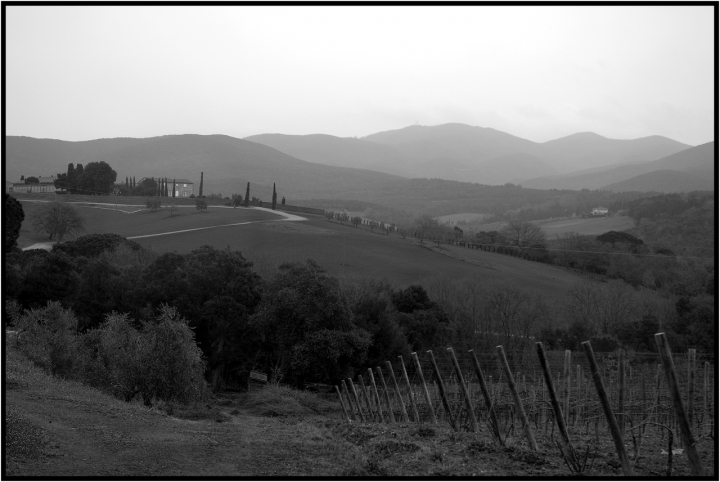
9, 176, 59, 194
591, 206, 609, 216
142, 177, 194, 197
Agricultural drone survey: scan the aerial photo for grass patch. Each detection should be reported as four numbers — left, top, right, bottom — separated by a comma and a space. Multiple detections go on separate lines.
245, 383, 335, 417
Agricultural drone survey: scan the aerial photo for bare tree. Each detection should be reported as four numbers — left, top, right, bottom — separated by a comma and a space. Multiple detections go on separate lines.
415, 214, 440, 243
30, 201, 86, 242
501, 220, 546, 248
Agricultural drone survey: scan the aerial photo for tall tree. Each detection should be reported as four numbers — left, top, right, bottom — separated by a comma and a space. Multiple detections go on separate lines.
244, 182, 250, 207
5, 193, 25, 252
199, 172, 204, 197
125, 177, 129, 188
500, 220, 547, 248
164, 178, 168, 197
75, 161, 117, 195
132, 176, 135, 188
272, 183, 277, 210
172, 179, 176, 198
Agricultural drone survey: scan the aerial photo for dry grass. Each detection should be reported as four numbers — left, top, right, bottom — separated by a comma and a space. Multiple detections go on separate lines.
245, 383, 335, 417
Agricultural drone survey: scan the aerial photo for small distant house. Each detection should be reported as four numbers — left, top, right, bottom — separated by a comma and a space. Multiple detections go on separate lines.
591, 206, 609, 216
11, 176, 58, 194
142, 177, 194, 197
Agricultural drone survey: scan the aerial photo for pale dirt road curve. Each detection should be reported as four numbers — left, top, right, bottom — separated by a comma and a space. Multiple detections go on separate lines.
20, 206, 307, 249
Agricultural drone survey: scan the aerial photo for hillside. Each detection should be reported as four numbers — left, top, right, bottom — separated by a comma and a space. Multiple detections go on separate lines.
243, 133, 410, 175
5, 135, 404, 200
601, 169, 713, 193
360, 124, 689, 183
521, 141, 712, 190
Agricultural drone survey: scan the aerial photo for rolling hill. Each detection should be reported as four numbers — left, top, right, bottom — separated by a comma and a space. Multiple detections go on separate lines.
247, 123, 691, 186
600, 169, 713, 193
521, 142, 715, 191
5, 135, 405, 201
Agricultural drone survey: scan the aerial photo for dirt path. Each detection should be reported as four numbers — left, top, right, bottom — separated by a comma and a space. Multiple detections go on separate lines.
5, 386, 348, 477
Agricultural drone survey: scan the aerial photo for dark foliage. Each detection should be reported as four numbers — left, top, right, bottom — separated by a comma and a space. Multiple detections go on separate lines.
53, 233, 142, 258
5, 194, 24, 252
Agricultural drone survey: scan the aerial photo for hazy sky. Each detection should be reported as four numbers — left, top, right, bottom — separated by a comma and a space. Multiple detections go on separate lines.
5, 6, 715, 145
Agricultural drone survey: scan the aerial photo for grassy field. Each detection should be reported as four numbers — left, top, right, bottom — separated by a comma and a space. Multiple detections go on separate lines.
16, 198, 586, 299
436, 212, 487, 225
476, 215, 635, 237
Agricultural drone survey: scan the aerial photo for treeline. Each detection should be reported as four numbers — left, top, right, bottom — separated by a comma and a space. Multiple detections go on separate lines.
54, 162, 117, 195
327, 178, 658, 220
6, 232, 711, 408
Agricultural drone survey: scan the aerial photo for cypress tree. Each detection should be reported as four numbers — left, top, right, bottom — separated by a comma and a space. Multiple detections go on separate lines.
272, 183, 277, 210
199, 172, 204, 197
125, 176, 129, 187
172, 179, 176, 198
164, 178, 168, 197
132, 176, 136, 187
244, 182, 250, 207
281, 196, 285, 205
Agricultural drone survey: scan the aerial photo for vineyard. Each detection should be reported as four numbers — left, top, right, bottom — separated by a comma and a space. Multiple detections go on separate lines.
334, 335, 714, 476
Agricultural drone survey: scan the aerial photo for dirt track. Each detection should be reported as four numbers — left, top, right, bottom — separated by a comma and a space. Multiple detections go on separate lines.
5, 387, 349, 477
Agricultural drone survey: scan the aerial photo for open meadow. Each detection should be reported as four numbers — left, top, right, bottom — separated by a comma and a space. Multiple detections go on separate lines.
476, 215, 635, 237
16, 198, 587, 300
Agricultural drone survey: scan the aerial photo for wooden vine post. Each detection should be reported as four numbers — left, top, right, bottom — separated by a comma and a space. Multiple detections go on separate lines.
411, 352, 437, 425
581, 341, 633, 476
358, 375, 376, 421
563, 350, 571, 426
398, 355, 420, 423
688, 348, 696, 428
385, 361, 409, 422
498, 345, 537, 450
340, 380, 357, 421
469, 349, 502, 442
655, 333, 705, 476
537, 343, 579, 466
347, 378, 365, 422
447, 347, 479, 432
703, 362, 709, 429
367, 368, 385, 424
618, 349, 626, 434
427, 350, 456, 431
376, 366, 396, 423
335, 385, 351, 422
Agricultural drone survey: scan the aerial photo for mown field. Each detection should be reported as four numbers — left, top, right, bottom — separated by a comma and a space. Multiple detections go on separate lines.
476, 215, 635, 237
16, 198, 587, 301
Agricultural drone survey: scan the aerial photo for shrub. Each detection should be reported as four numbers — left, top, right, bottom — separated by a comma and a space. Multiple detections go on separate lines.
136, 305, 208, 405
195, 198, 208, 212
13, 301, 78, 377
52, 233, 142, 258
5, 193, 24, 252
146, 198, 162, 212
75, 306, 209, 405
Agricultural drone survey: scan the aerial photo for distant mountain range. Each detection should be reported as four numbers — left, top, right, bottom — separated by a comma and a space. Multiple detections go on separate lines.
247, 123, 702, 188
5, 135, 403, 200
6, 125, 713, 206
521, 142, 715, 192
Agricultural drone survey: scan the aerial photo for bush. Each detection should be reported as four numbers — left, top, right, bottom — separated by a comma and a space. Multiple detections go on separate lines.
75, 306, 209, 405
52, 233, 142, 258
195, 198, 208, 212
12, 301, 78, 377
146, 198, 162, 212
136, 305, 208, 405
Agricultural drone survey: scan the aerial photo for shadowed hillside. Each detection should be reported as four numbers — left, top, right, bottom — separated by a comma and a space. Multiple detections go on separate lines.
5, 135, 404, 200
521, 141, 714, 191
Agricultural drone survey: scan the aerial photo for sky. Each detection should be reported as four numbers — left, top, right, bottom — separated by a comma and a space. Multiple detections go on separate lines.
5, 5, 715, 145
